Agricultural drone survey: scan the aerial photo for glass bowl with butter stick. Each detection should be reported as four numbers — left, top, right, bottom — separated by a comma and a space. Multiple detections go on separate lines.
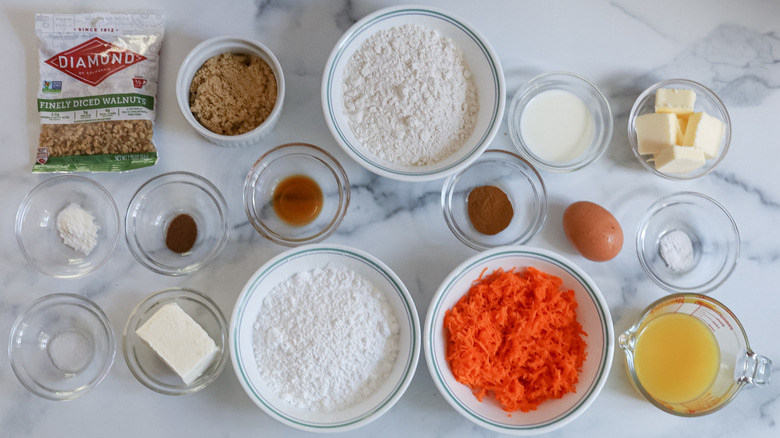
123, 288, 228, 395
628, 79, 731, 180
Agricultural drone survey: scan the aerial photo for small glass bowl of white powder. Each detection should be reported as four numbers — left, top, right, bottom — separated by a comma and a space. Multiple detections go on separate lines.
16, 175, 120, 278
636, 191, 740, 294
9, 293, 116, 401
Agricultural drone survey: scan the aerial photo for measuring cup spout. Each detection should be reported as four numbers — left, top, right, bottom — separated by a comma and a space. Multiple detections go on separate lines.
617, 331, 636, 352
736, 350, 772, 386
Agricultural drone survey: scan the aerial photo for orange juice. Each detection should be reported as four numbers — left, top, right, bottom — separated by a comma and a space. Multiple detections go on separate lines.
634, 313, 720, 403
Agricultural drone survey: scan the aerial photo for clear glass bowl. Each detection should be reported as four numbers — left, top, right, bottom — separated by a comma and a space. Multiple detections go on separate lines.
627, 79, 731, 180
636, 192, 739, 293
16, 175, 120, 278
244, 143, 350, 246
125, 172, 229, 276
508, 72, 613, 172
441, 149, 547, 250
8, 293, 116, 400
123, 288, 228, 395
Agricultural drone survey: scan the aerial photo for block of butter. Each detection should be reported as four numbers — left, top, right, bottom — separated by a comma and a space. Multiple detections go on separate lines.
654, 145, 706, 174
136, 302, 219, 385
636, 113, 677, 155
655, 88, 696, 114
683, 111, 724, 159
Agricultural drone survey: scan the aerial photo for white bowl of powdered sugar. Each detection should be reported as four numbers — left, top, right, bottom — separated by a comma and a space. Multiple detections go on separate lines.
322, 5, 505, 181
230, 244, 420, 432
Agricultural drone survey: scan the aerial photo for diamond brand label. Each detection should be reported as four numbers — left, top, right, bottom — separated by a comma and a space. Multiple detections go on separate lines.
44, 37, 147, 87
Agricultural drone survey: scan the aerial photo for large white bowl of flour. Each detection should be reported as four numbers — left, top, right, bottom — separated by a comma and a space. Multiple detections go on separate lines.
230, 244, 420, 432
322, 5, 505, 182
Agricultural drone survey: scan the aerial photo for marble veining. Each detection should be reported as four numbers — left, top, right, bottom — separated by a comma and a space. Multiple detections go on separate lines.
664, 24, 780, 107
0, 0, 778, 437
711, 171, 780, 209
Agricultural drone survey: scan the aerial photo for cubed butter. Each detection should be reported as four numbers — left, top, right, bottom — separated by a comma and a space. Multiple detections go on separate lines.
655, 88, 696, 114
136, 303, 219, 385
675, 114, 689, 145
682, 111, 724, 159
636, 113, 677, 155
654, 145, 706, 174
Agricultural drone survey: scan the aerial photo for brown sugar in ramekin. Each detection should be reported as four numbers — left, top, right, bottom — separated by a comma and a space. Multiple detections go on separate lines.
189, 53, 277, 136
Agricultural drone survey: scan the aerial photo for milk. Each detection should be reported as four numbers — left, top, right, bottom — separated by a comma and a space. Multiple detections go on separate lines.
520, 89, 594, 162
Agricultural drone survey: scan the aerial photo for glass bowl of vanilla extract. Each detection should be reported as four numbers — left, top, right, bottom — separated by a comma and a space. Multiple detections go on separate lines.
244, 143, 350, 246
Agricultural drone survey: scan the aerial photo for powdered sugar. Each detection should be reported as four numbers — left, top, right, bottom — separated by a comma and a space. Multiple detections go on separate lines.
343, 24, 479, 166
252, 266, 399, 412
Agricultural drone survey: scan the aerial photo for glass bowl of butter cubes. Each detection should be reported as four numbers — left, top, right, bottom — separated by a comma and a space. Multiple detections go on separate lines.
628, 79, 731, 180
123, 288, 228, 395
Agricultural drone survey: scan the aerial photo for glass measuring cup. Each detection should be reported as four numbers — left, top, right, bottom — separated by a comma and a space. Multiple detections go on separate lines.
618, 293, 771, 416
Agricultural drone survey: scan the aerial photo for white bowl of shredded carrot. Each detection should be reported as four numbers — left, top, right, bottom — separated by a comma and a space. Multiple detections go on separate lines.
424, 246, 614, 435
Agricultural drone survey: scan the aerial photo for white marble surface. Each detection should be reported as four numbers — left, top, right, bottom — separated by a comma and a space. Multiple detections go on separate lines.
1, 0, 778, 436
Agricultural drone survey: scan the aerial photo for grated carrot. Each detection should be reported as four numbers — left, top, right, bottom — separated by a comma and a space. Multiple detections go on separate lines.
443, 267, 588, 413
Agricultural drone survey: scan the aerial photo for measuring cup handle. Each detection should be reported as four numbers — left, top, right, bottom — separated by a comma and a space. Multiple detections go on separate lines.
737, 350, 772, 386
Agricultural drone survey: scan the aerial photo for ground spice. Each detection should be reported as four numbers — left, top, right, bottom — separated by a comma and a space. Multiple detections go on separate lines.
166, 214, 198, 254
467, 185, 514, 235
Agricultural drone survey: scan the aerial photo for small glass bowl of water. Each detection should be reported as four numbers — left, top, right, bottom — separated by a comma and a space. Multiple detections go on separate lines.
508, 72, 613, 172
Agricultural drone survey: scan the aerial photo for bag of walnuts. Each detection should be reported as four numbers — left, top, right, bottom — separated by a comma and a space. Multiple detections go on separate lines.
34, 12, 165, 172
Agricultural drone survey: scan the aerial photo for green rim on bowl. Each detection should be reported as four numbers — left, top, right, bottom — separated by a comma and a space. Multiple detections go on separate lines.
424, 247, 614, 435
230, 244, 421, 432
322, 6, 505, 181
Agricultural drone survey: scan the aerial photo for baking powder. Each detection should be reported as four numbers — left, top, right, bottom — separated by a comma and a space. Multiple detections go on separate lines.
659, 230, 694, 271
252, 266, 400, 412
343, 24, 479, 166
56, 203, 99, 255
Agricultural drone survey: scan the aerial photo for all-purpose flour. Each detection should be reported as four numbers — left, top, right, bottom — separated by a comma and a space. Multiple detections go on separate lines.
252, 266, 400, 412
343, 24, 479, 166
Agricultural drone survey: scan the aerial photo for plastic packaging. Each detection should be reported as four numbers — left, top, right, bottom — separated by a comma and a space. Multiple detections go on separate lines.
34, 12, 165, 172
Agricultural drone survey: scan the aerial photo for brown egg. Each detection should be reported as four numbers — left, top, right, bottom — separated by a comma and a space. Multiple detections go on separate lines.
562, 201, 623, 262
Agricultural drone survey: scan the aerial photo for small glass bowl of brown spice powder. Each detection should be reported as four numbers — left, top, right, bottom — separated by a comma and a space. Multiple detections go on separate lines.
126, 172, 229, 276
176, 36, 285, 147
441, 149, 548, 250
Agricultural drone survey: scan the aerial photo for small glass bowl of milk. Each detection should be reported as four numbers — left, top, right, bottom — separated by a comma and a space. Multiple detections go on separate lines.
508, 72, 613, 172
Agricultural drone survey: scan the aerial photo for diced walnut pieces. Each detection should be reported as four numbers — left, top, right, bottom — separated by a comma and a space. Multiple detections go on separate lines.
39, 120, 154, 157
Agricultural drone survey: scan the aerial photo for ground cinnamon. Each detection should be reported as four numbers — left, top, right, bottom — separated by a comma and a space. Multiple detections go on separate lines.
166, 214, 198, 253
467, 185, 513, 235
